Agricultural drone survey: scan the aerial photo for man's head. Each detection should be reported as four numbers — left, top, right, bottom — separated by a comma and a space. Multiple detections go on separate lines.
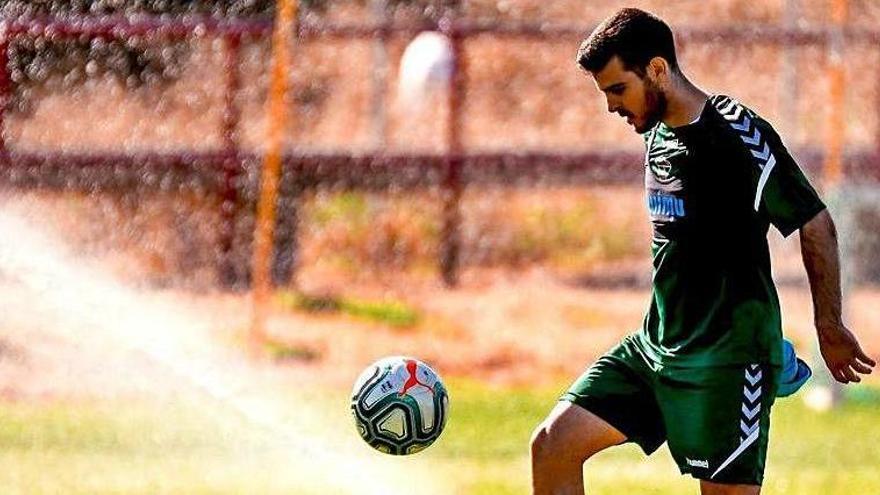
576, 8, 678, 133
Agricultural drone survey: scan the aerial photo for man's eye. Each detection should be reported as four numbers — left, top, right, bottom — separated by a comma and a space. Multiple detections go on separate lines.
610, 87, 625, 95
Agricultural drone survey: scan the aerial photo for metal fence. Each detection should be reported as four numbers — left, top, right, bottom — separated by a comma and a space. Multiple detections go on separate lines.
1, 14, 879, 287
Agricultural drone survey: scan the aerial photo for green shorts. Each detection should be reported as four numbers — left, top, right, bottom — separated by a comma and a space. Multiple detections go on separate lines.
561, 334, 781, 485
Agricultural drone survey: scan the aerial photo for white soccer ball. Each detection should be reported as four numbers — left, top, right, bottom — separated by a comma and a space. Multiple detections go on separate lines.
397, 31, 454, 110
803, 385, 835, 412
351, 356, 449, 455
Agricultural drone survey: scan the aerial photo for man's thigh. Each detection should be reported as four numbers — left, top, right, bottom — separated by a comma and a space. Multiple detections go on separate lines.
559, 335, 667, 456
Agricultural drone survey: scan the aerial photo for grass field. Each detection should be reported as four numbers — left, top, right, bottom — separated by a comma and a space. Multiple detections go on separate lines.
3, 380, 879, 494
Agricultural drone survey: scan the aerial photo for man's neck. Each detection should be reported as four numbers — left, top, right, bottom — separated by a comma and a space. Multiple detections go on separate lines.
662, 77, 709, 128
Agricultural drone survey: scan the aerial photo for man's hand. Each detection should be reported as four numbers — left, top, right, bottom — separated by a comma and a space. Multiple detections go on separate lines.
817, 323, 876, 384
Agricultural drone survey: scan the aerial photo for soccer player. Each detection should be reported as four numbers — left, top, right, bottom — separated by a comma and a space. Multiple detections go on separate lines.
530, 8, 876, 495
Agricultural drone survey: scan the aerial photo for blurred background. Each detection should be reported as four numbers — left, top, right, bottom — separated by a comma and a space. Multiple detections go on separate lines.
0, 0, 878, 493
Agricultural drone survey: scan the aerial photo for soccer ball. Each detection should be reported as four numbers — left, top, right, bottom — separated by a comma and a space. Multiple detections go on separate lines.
351, 356, 449, 455
397, 31, 454, 111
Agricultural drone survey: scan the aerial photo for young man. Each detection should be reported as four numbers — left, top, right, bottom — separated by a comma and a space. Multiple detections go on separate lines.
531, 8, 876, 495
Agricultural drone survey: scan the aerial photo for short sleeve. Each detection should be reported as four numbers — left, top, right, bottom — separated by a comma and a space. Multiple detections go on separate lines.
753, 120, 826, 237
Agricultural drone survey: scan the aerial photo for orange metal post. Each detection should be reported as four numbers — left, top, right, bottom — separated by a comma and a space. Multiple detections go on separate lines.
251, 0, 297, 348
824, 0, 847, 188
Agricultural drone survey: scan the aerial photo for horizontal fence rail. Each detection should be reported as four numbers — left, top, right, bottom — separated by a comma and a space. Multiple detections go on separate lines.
1, 149, 878, 186
5, 15, 880, 43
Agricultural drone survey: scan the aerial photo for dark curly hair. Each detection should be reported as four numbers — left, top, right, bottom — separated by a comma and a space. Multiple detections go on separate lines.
576, 8, 678, 76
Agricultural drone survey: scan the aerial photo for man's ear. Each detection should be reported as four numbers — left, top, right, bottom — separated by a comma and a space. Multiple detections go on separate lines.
647, 56, 670, 84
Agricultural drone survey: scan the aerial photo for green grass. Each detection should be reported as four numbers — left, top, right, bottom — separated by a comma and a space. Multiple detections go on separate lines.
263, 337, 321, 362
276, 290, 421, 328
298, 189, 646, 275
2, 382, 878, 494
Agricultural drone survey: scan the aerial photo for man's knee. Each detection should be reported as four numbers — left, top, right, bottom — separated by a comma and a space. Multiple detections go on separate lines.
529, 422, 557, 460
530, 405, 616, 464
530, 422, 593, 466
531, 420, 581, 465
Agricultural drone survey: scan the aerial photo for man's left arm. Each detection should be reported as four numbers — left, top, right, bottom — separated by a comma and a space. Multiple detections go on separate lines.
799, 209, 876, 383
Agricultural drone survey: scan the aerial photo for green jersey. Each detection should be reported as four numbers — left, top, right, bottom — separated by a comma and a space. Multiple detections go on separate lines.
635, 94, 825, 368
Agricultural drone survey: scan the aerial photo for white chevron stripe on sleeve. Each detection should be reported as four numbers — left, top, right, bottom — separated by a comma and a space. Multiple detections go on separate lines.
711, 97, 780, 212
731, 115, 751, 132
741, 126, 762, 146
722, 105, 743, 121
750, 142, 771, 162
719, 99, 736, 114
753, 154, 777, 211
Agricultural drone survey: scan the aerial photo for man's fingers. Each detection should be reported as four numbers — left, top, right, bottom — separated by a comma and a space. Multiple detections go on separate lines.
856, 349, 877, 368
826, 360, 844, 382
831, 368, 849, 384
840, 366, 861, 383
851, 360, 874, 375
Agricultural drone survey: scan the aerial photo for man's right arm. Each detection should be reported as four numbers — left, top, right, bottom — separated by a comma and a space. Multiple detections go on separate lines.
799, 209, 876, 383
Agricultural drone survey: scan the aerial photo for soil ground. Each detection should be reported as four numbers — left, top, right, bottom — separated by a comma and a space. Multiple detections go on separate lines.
2, 268, 878, 400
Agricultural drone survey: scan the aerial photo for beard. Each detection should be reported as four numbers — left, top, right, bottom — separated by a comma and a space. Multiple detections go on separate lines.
635, 79, 668, 133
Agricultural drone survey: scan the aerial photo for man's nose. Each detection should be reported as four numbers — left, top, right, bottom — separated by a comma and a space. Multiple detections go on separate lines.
606, 98, 619, 114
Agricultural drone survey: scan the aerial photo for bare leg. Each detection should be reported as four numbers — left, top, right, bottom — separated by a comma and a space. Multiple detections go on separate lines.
531, 401, 627, 495
700, 480, 761, 495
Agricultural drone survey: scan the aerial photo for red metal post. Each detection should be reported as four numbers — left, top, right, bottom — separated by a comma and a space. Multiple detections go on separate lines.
0, 34, 10, 155
369, 0, 390, 148
440, 22, 464, 288
220, 32, 242, 288
877, 43, 880, 168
